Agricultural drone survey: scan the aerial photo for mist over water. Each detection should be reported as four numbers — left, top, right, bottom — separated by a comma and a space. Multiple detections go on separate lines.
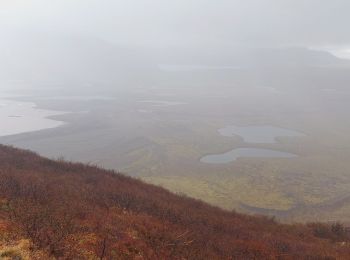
0, 99, 66, 137
1, 1, 350, 222
200, 148, 297, 164
218, 125, 305, 143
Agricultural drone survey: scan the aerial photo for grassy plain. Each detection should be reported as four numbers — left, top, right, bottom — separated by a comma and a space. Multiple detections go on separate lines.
2, 67, 350, 222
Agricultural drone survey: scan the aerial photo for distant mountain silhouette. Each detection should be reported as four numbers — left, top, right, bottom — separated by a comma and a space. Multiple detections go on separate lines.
0, 32, 155, 87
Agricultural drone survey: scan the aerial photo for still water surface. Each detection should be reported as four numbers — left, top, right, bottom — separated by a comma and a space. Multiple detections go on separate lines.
200, 148, 297, 164
218, 125, 304, 143
0, 99, 66, 137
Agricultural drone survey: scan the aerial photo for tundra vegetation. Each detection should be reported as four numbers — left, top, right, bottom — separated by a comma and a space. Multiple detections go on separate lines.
0, 145, 350, 259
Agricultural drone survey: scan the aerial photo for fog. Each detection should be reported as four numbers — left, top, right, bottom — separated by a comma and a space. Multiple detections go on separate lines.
1, 0, 350, 93
2, 0, 350, 47
1, 1, 350, 222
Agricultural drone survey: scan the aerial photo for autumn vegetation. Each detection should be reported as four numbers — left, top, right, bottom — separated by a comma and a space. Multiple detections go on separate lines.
0, 145, 350, 259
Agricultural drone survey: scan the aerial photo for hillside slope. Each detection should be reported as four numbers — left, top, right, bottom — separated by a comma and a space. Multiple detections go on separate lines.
0, 145, 350, 259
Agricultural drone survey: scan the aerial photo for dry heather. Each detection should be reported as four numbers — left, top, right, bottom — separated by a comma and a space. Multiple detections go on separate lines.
0, 144, 350, 259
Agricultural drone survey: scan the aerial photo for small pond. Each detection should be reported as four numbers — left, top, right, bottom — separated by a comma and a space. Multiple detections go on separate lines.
200, 125, 304, 164
218, 125, 304, 143
200, 148, 297, 164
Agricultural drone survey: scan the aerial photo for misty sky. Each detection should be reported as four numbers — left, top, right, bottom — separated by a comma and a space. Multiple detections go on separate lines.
1, 0, 350, 54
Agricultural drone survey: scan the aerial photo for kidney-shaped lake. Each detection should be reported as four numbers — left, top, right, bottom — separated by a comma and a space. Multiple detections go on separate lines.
200, 125, 304, 164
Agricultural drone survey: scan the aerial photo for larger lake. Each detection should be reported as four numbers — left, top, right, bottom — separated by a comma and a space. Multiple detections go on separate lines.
200, 125, 303, 164
0, 99, 66, 137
